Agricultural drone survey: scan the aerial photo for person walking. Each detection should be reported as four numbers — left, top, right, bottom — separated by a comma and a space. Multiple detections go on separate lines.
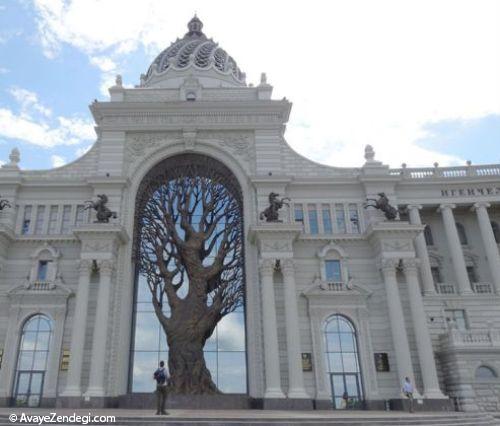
402, 377, 414, 413
153, 360, 169, 415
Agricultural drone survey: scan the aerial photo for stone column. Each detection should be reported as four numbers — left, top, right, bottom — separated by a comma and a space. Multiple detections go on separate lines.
259, 258, 285, 399
85, 260, 114, 397
438, 204, 472, 294
407, 205, 436, 295
281, 259, 308, 398
380, 259, 418, 395
472, 202, 500, 294
403, 259, 446, 399
61, 259, 93, 397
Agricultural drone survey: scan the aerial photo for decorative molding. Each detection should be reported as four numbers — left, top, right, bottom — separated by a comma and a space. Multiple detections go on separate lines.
382, 240, 412, 252
378, 258, 400, 272
82, 241, 113, 253
261, 241, 292, 252
101, 112, 284, 127
258, 258, 275, 276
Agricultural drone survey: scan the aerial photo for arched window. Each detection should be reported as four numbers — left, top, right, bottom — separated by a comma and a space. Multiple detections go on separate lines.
324, 315, 363, 409
475, 366, 497, 380
491, 221, 500, 244
456, 223, 468, 245
13, 315, 52, 407
424, 225, 434, 246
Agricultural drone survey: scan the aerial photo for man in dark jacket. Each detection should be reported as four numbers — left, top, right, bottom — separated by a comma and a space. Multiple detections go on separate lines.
153, 361, 168, 415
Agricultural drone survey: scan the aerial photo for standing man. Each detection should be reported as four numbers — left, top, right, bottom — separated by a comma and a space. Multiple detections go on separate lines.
402, 377, 414, 413
153, 360, 169, 415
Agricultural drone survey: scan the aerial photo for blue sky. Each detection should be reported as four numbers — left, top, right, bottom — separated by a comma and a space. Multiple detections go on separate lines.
0, 0, 499, 170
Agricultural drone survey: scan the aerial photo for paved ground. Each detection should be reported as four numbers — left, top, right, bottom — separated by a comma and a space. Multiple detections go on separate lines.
0, 408, 484, 417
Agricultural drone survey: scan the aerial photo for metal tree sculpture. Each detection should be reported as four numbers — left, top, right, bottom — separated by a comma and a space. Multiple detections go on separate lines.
135, 155, 244, 394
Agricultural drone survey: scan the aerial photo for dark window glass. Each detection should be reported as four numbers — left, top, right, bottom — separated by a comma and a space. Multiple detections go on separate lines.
325, 260, 341, 282
466, 266, 477, 283
294, 204, 304, 224
456, 223, 468, 245
424, 225, 434, 246
37, 261, 51, 281
491, 221, 500, 244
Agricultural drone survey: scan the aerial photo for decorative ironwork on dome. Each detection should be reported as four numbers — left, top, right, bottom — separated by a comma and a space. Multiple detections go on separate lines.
144, 16, 245, 84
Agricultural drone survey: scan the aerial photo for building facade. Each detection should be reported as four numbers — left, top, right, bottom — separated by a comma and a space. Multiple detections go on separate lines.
0, 16, 499, 412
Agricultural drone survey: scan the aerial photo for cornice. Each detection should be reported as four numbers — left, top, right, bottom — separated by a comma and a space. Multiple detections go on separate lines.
12, 235, 77, 244
248, 223, 303, 243
73, 223, 129, 244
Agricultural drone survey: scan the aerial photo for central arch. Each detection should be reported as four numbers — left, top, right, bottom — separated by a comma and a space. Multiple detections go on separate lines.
129, 153, 247, 395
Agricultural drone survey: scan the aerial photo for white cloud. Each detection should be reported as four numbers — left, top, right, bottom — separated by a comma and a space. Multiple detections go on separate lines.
89, 56, 116, 72
30, 0, 500, 167
51, 154, 66, 167
9, 87, 52, 118
0, 108, 94, 147
0, 67, 9, 74
0, 87, 95, 148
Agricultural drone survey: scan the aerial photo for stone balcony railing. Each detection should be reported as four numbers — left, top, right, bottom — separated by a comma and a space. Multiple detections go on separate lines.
321, 281, 352, 291
434, 282, 493, 295
27, 281, 56, 291
440, 328, 500, 351
389, 163, 500, 179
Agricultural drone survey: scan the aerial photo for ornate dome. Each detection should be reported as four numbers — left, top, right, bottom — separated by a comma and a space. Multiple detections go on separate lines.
143, 16, 245, 87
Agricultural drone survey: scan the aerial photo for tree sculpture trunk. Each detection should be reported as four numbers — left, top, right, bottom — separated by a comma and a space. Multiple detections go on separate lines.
136, 154, 245, 395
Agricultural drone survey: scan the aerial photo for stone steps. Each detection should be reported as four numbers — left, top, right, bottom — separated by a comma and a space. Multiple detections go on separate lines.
0, 412, 498, 426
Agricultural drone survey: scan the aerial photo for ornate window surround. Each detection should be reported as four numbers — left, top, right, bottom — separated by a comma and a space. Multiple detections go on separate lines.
28, 244, 61, 288
317, 242, 349, 284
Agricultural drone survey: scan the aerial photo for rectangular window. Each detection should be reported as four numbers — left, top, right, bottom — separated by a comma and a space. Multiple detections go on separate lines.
21, 205, 32, 235
325, 260, 342, 282
444, 309, 467, 331
466, 266, 477, 283
34, 206, 45, 235
308, 204, 318, 234
335, 204, 346, 233
294, 203, 304, 224
61, 205, 72, 234
75, 205, 85, 226
37, 260, 52, 281
430, 266, 442, 284
349, 203, 360, 233
47, 206, 59, 234
322, 204, 333, 234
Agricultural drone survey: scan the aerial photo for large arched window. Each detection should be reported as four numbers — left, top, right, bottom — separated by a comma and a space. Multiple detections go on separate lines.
13, 315, 52, 407
324, 315, 363, 409
475, 365, 497, 380
130, 154, 246, 395
491, 221, 500, 244
456, 223, 468, 245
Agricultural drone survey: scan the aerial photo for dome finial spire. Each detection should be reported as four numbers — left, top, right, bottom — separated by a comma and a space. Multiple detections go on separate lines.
187, 14, 204, 37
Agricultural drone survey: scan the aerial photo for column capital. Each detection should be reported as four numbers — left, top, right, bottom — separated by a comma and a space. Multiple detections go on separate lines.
437, 203, 456, 213
259, 258, 275, 276
281, 258, 295, 276
97, 259, 114, 276
402, 258, 420, 275
471, 201, 491, 211
379, 258, 399, 273
77, 259, 93, 274
406, 204, 423, 211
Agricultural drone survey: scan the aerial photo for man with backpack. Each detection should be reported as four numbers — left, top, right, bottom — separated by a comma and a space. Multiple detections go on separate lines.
153, 360, 168, 415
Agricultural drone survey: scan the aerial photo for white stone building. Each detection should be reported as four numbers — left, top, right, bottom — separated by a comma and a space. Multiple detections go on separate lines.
0, 16, 499, 412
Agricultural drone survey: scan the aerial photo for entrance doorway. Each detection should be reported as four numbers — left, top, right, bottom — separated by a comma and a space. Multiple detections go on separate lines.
12, 315, 52, 407
13, 371, 45, 407
324, 314, 363, 409
329, 372, 362, 409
